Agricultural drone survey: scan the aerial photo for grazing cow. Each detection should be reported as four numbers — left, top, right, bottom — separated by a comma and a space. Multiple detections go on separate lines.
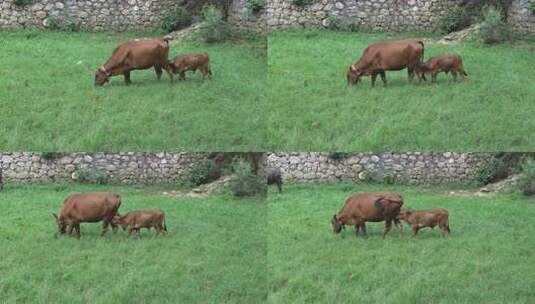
52, 192, 121, 238
112, 210, 167, 237
94, 37, 172, 86
267, 167, 283, 193
331, 192, 404, 238
397, 208, 450, 237
415, 54, 468, 82
166, 53, 212, 82
347, 40, 425, 86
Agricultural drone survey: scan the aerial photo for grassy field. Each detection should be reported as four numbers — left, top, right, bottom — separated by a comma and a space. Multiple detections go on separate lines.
268, 183, 535, 303
0, 31, 266, 151
268, 30, 535, 151
0, 184, 267, 303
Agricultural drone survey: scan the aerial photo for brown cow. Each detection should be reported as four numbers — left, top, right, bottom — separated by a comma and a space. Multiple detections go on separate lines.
166, 53, 212, 82
94, 37, 172, 86
347, 40, 425, 87
331, 192, 404, 238
415, 54, 468, 83
397, 208, 450, 237
112, 210, 167, 237
52, 192, 121, 238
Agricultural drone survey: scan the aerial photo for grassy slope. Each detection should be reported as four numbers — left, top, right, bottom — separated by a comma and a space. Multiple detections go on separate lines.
0, 31, 267, 151
268, 30, 535, 151
268, 184, 535, 303
0, 184, 267, 303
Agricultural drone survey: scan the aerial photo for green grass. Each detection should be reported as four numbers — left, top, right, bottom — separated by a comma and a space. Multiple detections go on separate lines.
268, 30, 535, 150
0, 184, 267, 303
268, 183, 535, 303
0, 31, 267, 151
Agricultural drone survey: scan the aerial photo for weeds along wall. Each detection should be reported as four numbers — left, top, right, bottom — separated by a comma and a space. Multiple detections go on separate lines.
268, 152, 494, 184
0, 0, 266, 32
267, 0, 535, 32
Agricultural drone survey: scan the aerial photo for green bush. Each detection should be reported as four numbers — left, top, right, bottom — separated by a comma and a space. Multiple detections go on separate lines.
41, 152, 63, 160
472, 156, 511, 186
12, 0, 34, 6
247, 0, 266, 13
74, 167, 109, 185
531, 1, 535, 15
438, 5, 472, 33
159, 7, 193, 33
518, 159, 535, 196
197, 5, 231, 43
187, 159, 218, 186
46, 16, 82, 32
328, 152, 351, 160
292, 0, 314, 6
325, 13, 359, 32
228, 159, 266, 197
479, 5, 510, 44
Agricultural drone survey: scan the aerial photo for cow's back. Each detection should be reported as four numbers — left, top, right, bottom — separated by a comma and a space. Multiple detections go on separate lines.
61, 192, 121, 222
107, 39, 169, 70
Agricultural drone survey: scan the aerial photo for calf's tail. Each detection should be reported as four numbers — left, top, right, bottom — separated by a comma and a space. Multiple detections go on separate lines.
163, 215, 167, 231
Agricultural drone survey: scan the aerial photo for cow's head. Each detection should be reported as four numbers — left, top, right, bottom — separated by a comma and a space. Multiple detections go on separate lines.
346, 65, 362, 86
397, 209, 412, 221
111, 214, 128, 231
94, 66, 110, 86
52, 213, 67, 234
331, 214, 344, 234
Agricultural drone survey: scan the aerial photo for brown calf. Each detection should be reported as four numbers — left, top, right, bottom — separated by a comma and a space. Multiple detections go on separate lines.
331, 192, 404, 238
112, 210, 167, 237
415, 54, 468, 82
166, 53, 212, 82
397, 208, 450, 237
52, 192, 121, 238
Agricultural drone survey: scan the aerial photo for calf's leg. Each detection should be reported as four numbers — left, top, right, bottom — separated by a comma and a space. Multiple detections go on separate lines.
411, 225, 420, 237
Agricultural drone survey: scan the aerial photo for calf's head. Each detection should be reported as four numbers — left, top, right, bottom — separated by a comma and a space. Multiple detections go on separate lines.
397, 209, 412, 221
111, 214, 128, 231
52, 213, 67, 234
346, 65, 362, 86
331, 214, 343, 234
94, 67, 110, 86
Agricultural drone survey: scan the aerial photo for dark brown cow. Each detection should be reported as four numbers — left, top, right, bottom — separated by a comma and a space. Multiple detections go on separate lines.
52, 192, 121, 238
112, 210, 167, 237
331, 192, 404, 238
398, 208, 450, 237
267, 167, 283, 193
166, 53, 212, 82
94, 37, 172, 86
415, 54, 468, 82
347, 40, 425, 86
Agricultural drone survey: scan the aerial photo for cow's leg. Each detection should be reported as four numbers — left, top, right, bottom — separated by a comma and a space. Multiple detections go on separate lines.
371, 72, 378, 87
379, 71, 387, 86
432, 72, 438, 83
74, 223, 81, 239
394, 219, 403, 236
67, 224, 74, 236
100, 221, 109, 236
411, 225, 419, 237
179, 71, 186, 81
154, 65, 163, 80
360, 223, 368, 238
383, 219, 392, 238
408, 67, 415, 83
128, 227, 134, 237
451, 70, 458, 82
354, 224, 360, 237
124, 71, 132, 85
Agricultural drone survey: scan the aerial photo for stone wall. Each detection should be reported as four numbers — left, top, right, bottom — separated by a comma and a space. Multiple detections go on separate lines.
0, 0, 266, 32
509, 0, 535, 33
229, 0, 267, 32
267, 0, 535, 32
268, 152, 494, 184
267, 0, 461, 31
0, 152, 208, 184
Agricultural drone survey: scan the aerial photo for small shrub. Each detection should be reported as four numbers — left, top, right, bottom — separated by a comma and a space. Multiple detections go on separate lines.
187, 159, 218, 186
518, 159, 535, 196
479, 5, 510, 44
46, 16, 82, 32
438, 5, 472, 33
325, 13, 359, 32
247, 0, 266, 13
531, 1, 535, 15
197, 5, 231, 43
12, 0, 34, 6
358, 169, 396, 184
328, 152, 351, 160
74, 167, 109, 185
292, 0, 314, 6
228, 159, 266, 197
472, 156, 511, 186
159, 7, 193, 33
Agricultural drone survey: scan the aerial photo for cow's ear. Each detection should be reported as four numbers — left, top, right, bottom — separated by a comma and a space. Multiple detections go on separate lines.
349, 65, 356, 72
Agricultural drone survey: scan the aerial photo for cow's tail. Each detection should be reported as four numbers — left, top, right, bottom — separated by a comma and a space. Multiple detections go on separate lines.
162, 35, 173, 44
